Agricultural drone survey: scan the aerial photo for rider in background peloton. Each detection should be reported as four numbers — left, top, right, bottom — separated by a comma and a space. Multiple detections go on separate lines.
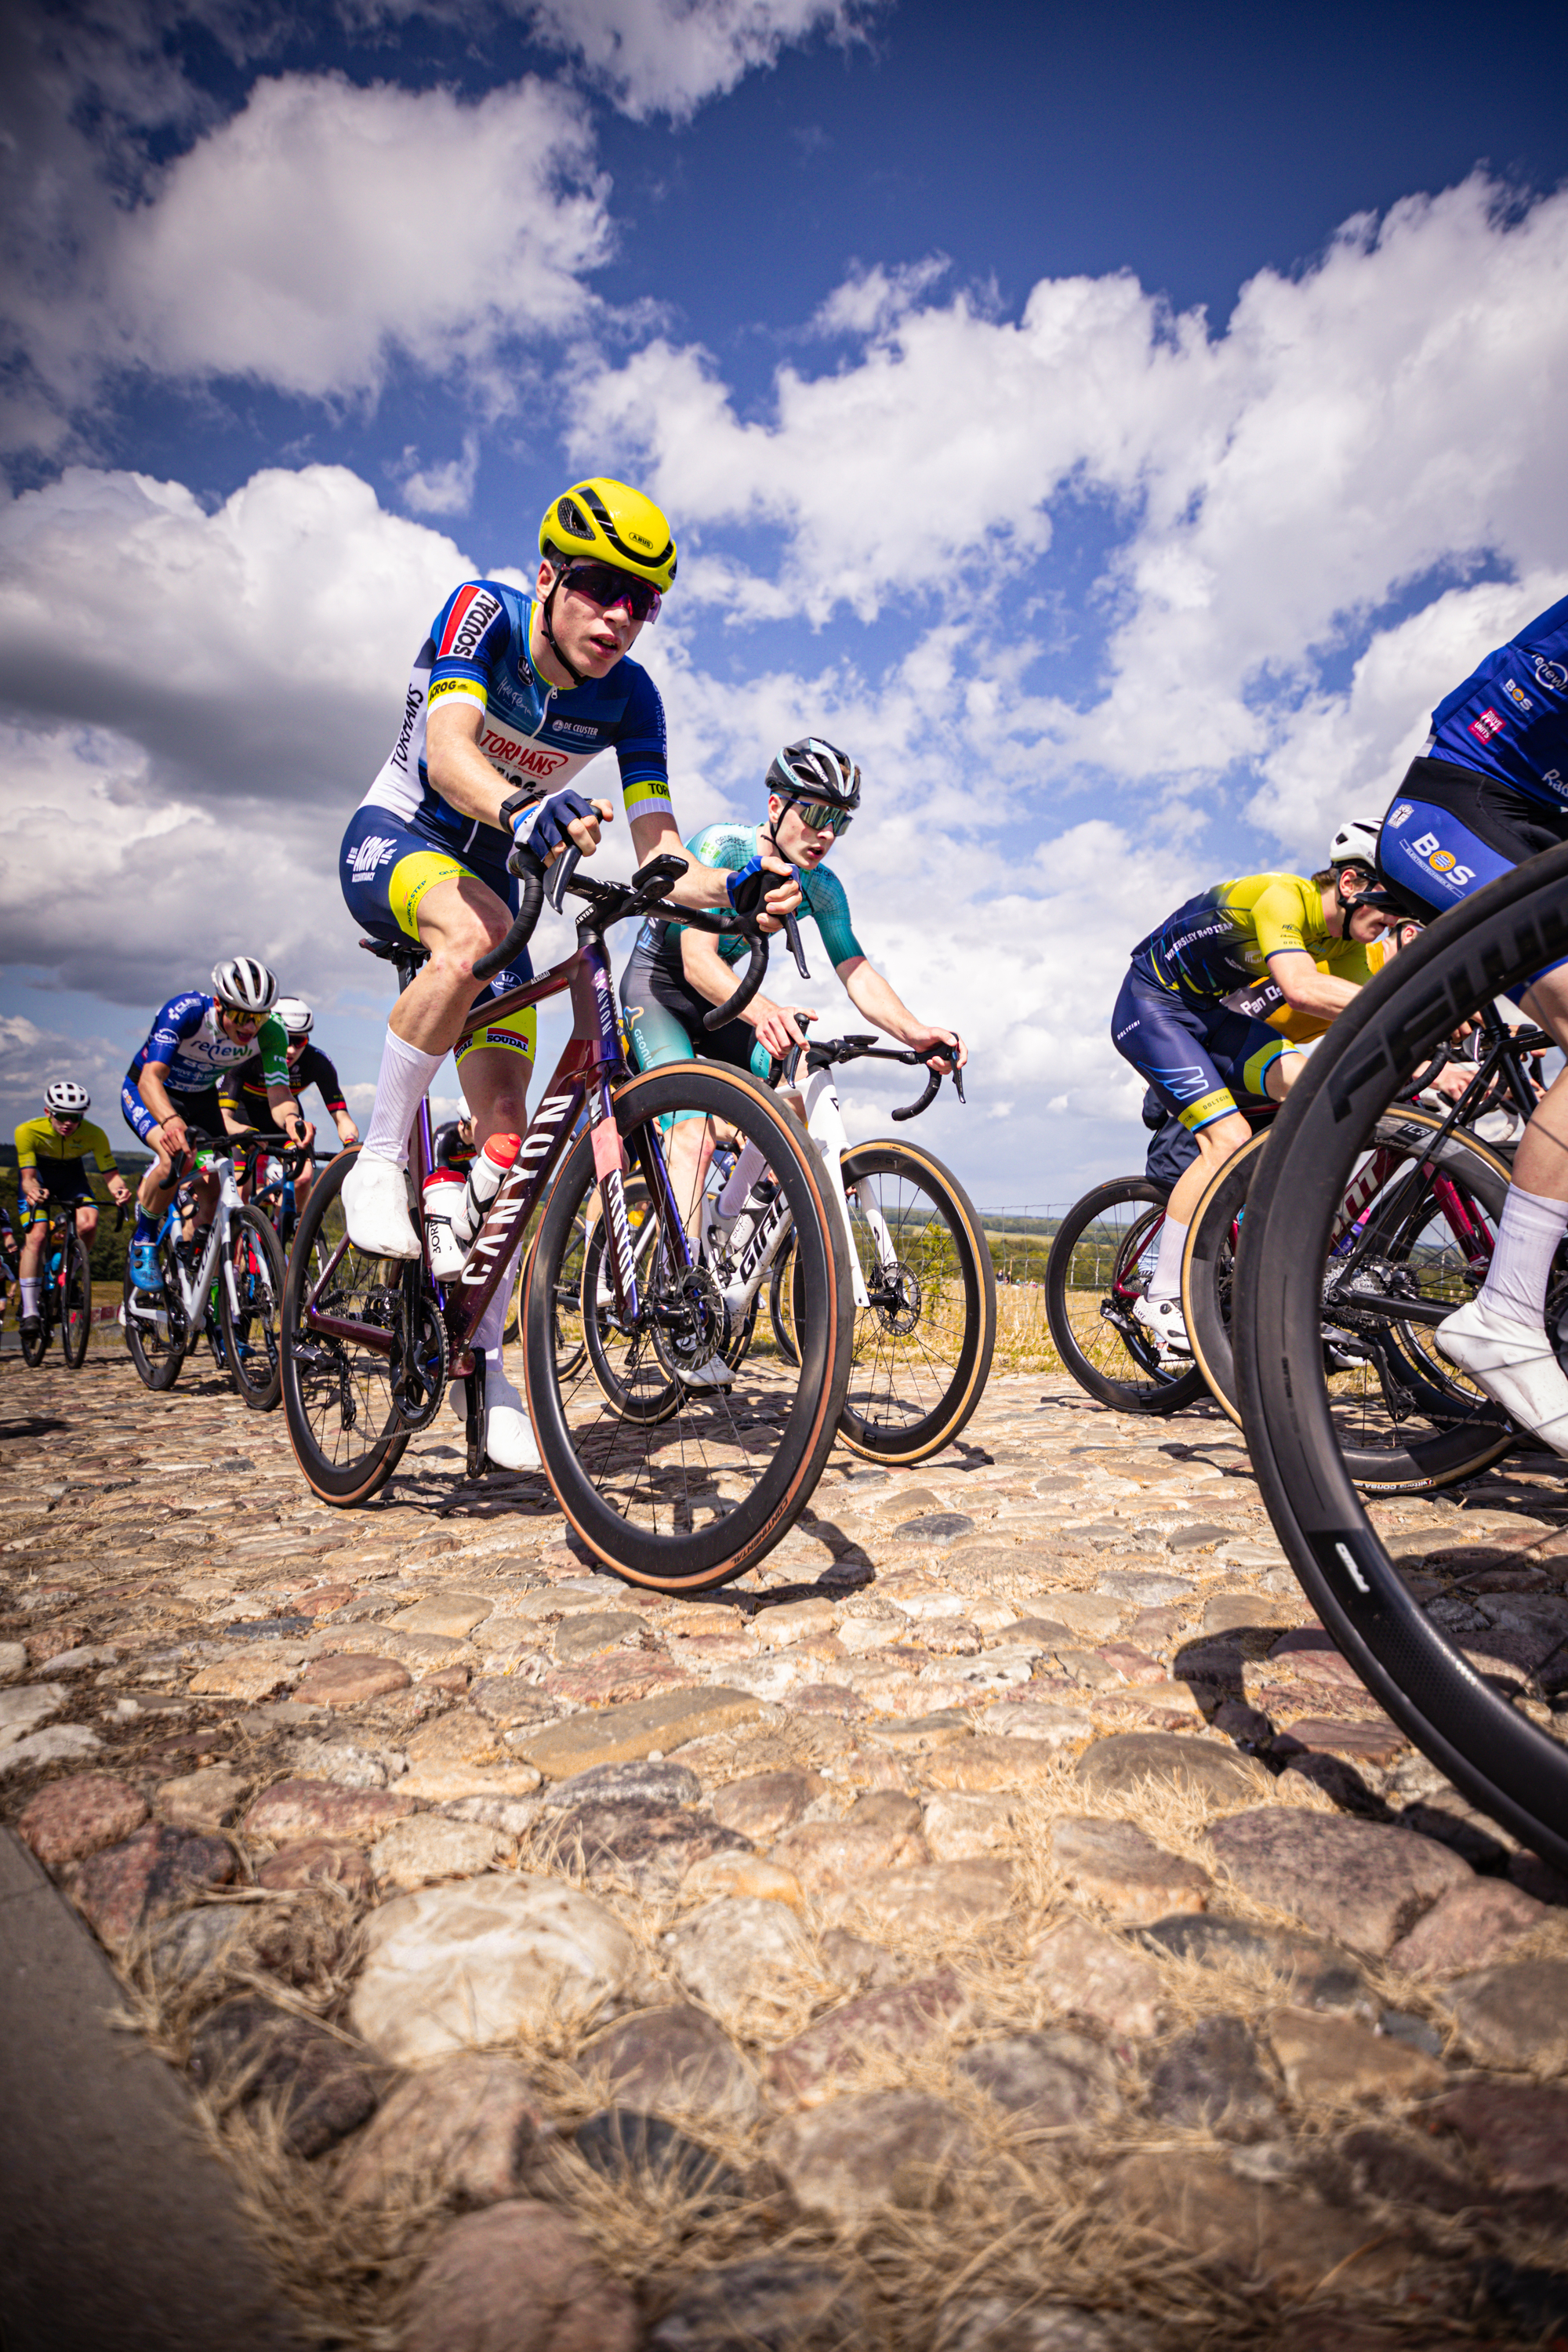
1112, 841, 1416, 1357
1374, 591, 1568, 1448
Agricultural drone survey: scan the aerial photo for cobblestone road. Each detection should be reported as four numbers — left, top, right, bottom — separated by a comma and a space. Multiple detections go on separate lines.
5, 1342, 1568, 2349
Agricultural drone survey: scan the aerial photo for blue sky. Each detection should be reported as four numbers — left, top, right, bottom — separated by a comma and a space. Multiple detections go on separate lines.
3, 0, 1566, 1204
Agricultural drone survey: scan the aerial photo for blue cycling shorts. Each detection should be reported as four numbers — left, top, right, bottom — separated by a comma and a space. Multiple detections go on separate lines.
1380, 757, 1568, 987
339, 805, 537, 1065
120, 1078, 224, 1151
1112, 965, 1299, 1134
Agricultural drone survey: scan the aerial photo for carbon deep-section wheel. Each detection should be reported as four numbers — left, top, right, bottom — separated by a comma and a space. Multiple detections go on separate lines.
1044, 1176, 1206, 1414
281, 1149, 412, 1505
220, 1203, 287, 1411
523, 1066, 851, 1592
1234, 840, 1568, 1875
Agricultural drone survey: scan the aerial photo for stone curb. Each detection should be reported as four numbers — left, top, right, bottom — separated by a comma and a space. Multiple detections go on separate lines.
0, 1829, 308, 2352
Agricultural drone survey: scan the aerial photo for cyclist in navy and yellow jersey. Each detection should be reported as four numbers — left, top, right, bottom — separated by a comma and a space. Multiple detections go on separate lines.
338, 477, 801, 1470
1372, 590, 1568, 1449
1112, 851, 1414, 1356
14, 1082, 132, 1345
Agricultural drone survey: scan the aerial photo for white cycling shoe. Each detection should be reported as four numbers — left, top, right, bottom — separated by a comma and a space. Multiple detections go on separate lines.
681, 1350, 735, 1391
1435, 1297, 1568, 1455
341, 1152, 420, 1261
448, 1369, 543, 1472
1132, 1294, 1192, 1356
446, 1364, 545, 1468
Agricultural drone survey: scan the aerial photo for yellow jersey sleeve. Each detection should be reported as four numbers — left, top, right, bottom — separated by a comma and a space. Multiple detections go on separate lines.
1251, 877, 1324, 963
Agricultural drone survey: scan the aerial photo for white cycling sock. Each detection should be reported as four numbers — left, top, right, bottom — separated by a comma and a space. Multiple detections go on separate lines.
20, 1279, 39, 1316
361, 1028, 444, 1169
1147, 1214, 1189, 1305
1477, 1185, 1568, 1330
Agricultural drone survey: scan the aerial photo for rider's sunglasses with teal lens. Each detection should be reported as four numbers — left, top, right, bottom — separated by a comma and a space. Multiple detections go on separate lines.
561, 562, 662, 624
783, 796, 854, 838
53, 1113, 83, 1130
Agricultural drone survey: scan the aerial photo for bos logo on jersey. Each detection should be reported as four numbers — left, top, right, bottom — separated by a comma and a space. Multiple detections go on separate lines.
1502, 678, 1534, 715
1468, 706, 1507, 746
1427, 849, 1458, 873
438, 587, 503, 665
1409, 831, 1477, 890
1535, 655, 1568, 694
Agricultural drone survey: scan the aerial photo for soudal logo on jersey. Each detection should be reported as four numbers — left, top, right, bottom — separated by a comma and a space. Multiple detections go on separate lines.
438, 586, 503, 665
1468, 706, 1507, 745
481, 729, 569, 781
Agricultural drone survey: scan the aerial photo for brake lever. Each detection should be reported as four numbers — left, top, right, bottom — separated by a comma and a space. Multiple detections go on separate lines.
783, 910, 811, 979
546, 843, 583, 913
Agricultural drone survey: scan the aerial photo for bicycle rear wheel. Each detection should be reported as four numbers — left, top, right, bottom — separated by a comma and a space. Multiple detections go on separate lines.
281, 1151, 413, 1505
220, 1205, 286, 1411
122, 1234, 187, 1390
1234, 840, 1568, 1873
1044, 1177, 1206, 1413
20, 1261, 50, 1367
1184, 1111, 1516, 1492
835, 1142, 997, 1465
60, 1232, 91, 1368
523, 1067, 852, 1592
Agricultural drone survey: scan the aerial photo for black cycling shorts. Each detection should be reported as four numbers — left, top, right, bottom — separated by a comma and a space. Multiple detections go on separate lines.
619, 945, 777, 1086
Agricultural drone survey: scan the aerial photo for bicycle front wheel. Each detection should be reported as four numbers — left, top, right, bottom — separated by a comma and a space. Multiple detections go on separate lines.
1044, 1177, 1206, 1413
60, 1232, 92, 1368
1234, 840, 1568, 1874
122, 1234, 187, 1390
834, 1142, 997, 1465
220, 1205, 286, 1411
523, 1067, 852, 1592
281, 1151, 412, 1505
1183, 1111, 1516, 1493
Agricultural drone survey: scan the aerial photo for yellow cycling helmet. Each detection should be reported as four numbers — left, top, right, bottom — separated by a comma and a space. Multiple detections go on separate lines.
538, 478, 677, 593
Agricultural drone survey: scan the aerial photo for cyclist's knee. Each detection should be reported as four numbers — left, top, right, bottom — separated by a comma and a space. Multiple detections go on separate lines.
1196, 1111, 1252, 1161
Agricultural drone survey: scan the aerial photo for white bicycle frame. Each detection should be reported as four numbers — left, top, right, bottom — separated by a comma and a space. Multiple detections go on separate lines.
794, 1062, 895, 1312
125, 1149, 248, 1341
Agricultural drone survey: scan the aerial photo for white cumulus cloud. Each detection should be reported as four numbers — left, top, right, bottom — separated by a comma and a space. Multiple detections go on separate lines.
524, 0, 880, 123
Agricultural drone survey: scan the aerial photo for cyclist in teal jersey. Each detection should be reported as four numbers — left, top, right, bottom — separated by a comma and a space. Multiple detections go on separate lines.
621, 739, 964, 1234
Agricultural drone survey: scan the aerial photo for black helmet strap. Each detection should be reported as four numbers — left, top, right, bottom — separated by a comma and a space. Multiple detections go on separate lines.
537, 559, 587, 689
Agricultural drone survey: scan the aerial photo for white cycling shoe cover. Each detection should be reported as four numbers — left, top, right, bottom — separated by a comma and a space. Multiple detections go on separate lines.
448, 1372, 542, 1472
681, 1350, 735, 1391
341, 1152, 420, 1260
1132, 1294, 1192, 1355
1436, 1297, 1568, 1456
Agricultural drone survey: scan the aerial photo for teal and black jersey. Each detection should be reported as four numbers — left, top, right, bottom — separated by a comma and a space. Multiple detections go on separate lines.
636, 822, 866, 979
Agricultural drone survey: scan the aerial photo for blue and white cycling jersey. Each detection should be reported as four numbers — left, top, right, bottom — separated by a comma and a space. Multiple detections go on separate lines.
127, 995, 289, 1095
356, 579, 673, 873
1427, 592, 1568, 809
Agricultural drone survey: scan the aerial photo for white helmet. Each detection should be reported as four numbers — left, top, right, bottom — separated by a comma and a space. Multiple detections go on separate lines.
1329, 818, 1383, 873
274, 994, 314, 1036
211, 956, 278, 1015
45, 1079, 91, 1113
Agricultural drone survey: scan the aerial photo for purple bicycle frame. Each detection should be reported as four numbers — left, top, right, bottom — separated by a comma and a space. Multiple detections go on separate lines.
303, 926, 690, 1372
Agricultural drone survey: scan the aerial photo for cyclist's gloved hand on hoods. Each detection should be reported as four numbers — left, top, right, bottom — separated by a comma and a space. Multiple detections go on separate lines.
518, 789, 597, 862
724, 856, 771, 914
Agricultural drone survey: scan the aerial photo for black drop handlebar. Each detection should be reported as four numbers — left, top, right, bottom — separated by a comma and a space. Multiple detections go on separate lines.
782, 1021, 967, 1121
471, 843, 773, 1032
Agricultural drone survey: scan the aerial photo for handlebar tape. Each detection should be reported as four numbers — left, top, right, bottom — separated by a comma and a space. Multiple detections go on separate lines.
702, 929, 770, 1032
474, 844, 546, 982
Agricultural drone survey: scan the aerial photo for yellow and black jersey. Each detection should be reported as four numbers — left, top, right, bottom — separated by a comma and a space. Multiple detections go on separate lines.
14, 1114, 118, 1198
1132, 873, 1358, 1000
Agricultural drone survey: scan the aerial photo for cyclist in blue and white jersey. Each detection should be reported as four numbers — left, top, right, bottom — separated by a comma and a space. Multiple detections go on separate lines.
621, 739, 964, 1284
122, 957, 306, 1293
338, 477, 800, 1470
1374, 591, 1568, 1448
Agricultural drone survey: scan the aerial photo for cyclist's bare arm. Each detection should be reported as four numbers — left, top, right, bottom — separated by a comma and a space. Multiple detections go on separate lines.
839, 956, 967, 1069
679, 929, 817, 1059
425, 699, 610, 857
264, 1084, 310, 1146
628, 808, 800, 923
136, 1061, 187, 1151
1267, 949, 1363, 1022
